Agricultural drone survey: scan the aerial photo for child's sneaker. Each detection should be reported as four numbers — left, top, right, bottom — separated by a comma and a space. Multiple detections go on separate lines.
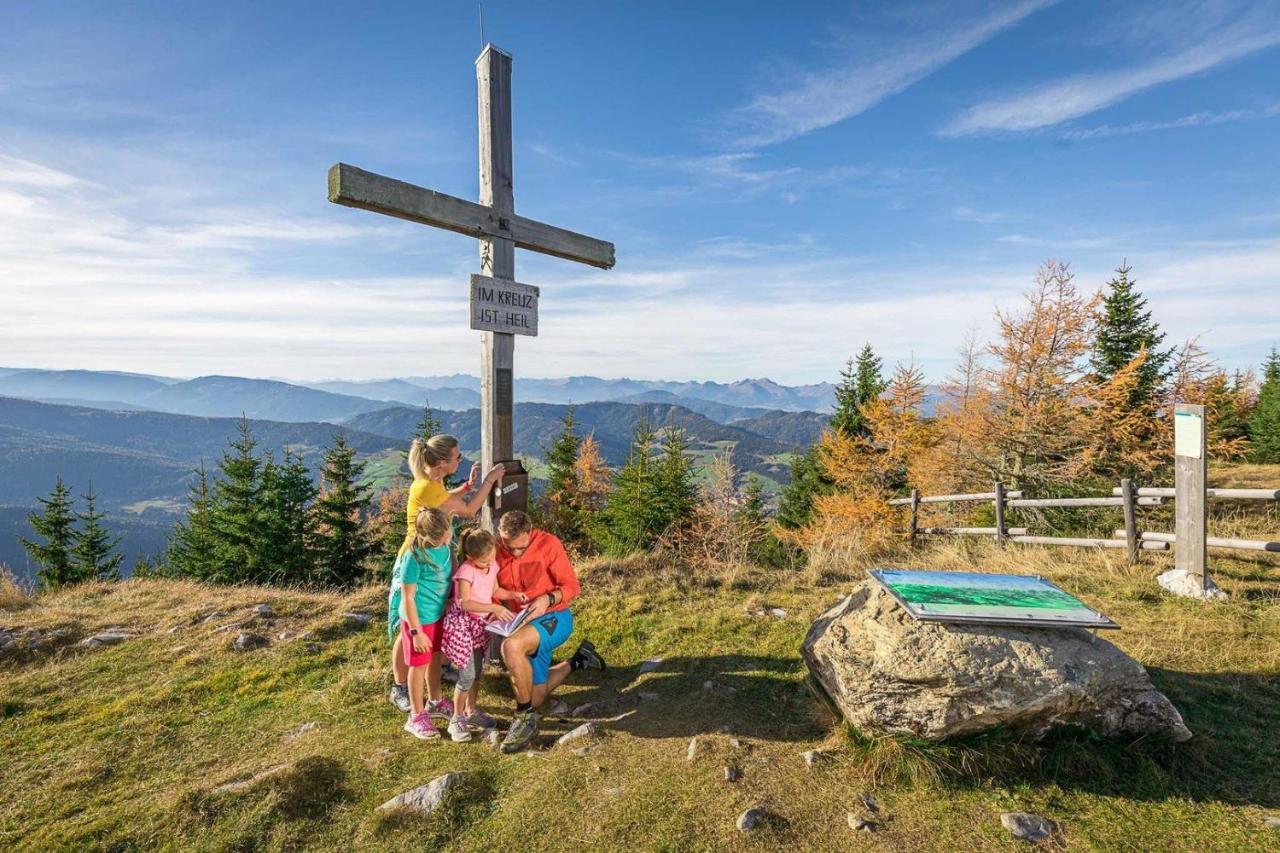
427, 697, 454, 721
447, 715, 473, 742
403, 710, 440, 740
465, 710, 498, 729
389, 683, 411, 713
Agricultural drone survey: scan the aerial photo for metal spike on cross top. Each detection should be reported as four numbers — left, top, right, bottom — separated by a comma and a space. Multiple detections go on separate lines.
327, 44, 615, 528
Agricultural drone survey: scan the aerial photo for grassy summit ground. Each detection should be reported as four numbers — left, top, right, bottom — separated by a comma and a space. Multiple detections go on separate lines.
2, 540, 1278, 851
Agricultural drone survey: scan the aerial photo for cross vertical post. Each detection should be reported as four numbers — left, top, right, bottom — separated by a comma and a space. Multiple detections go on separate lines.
1174, 403, 1208, 590
477, 45, 515, 530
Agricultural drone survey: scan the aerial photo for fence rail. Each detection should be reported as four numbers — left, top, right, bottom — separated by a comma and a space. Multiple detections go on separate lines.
893, 476, 1279, 564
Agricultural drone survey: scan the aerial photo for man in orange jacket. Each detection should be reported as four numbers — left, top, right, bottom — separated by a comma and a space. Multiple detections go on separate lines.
493, 510, 605, 753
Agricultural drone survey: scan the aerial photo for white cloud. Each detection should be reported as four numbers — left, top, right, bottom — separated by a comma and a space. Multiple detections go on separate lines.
724, 0, 1056, 147
943, 10, 1280, 136
1059, 103, 1280, 139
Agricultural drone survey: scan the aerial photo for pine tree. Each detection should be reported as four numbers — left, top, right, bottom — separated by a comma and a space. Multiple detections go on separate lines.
167, 462, 218, 580
205, 418, 265, 583
597, 420, 664, 553
542, 407, 584, 545
1090, 262, 1172, 407
20, 477, 80, 590
1250, 348, 1280, 463
312, 433, 377, 587
71, 484, 123, 581
412, 401, 455, 487
258, 449, 318, 584
655, 426, 698, 535
776, 444, 832, 529
830, 344, 886, 439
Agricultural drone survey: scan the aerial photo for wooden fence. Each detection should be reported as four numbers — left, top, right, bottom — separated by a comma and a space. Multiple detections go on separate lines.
888, 478, 1280, 565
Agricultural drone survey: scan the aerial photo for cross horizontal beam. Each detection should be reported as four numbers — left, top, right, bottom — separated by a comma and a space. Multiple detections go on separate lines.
328, 162, 615, 269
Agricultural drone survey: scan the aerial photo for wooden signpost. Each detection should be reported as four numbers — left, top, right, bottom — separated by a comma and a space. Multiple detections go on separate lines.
327, 45, 614, 526
1174, 403, 1208, 591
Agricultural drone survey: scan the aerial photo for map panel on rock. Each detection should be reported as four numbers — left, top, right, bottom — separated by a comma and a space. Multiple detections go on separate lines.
869, 569, 1117, 629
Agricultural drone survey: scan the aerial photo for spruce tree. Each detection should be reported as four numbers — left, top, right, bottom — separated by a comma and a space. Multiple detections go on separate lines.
598, 420, 663, 553
655, 426, 698, 534
206, 418, 265, 583
20, 477, 80, 590
412, 401, 456, 487
542, 407, 583, 545
830, 344, 886, 439
259, 449, 318, 584
167, 462, 218, 580
776, 444, 831, 529
1250, 348, 1280, 463
313, 433, 377, 587
71, 484, 123, 582
1090, 262, 1172, 406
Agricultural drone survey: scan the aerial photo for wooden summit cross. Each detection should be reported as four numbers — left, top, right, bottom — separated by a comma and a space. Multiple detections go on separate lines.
327, 44, 614, 524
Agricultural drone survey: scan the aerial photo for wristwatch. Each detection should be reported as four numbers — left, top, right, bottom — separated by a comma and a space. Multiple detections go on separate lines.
409, 627, 420, 636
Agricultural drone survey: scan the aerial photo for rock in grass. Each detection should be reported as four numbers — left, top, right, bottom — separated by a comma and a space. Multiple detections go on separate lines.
1157, 569, 1228, 601
482, 728, 502, 748
1000, 811, 1057, 843
378, 773, 463, 816
736, 807, 771, 832
802, 581, 1192, 742
802, 749, 826, 768
557, 721, 602, 747
686, 736, 699, 762
233, 632, 269, 652
547, 698, 571, 717
639, 657, 663, 674
1265, 814, 1280, 829
847, 812, 877, 832
253, 603, 273, 618
855, 792, 879, 814
724, 766, 741, 782
342, 612, 373, 628
78, 631, 133, 648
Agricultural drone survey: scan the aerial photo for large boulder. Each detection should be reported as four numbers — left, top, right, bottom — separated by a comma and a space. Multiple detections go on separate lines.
802, 581, 1191, 742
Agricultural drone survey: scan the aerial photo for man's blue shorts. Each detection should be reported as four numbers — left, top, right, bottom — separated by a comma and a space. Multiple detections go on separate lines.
528, 609, 574, 686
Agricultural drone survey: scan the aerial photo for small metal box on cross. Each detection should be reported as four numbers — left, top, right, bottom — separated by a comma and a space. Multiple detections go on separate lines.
327, 44, 615, 526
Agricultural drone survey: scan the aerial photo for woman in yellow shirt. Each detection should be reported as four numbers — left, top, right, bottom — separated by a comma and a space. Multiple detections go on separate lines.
389, 434, 505, 716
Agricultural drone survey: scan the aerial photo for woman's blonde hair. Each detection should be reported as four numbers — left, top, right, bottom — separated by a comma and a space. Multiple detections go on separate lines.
409, 506, 453, 553
408, 434, 459, 480
460, 527, 496, 560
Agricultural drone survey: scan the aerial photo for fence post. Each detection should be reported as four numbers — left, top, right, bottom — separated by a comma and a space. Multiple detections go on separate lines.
1174, 403, 1208, 591
994, 482, 1007, 547
1121, 477, 1139, 564
908, 488, 920, 546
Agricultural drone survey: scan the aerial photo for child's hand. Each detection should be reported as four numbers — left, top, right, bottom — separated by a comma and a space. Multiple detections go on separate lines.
492, 606, 516, 622
412, 633, 428, 653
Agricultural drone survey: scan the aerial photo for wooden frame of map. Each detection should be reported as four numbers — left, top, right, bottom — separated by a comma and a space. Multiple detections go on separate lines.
868, 569, 1118, 629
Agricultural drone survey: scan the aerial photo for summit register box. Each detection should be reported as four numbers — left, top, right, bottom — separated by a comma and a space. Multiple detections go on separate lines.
490, 459, 529, 518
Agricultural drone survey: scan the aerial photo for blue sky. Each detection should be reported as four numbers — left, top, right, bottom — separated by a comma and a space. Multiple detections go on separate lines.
2, 0, 1278, 384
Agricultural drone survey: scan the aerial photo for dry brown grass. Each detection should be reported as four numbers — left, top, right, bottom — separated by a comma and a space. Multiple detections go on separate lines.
1210, 461, 1280, 489
0, 564, 32, 611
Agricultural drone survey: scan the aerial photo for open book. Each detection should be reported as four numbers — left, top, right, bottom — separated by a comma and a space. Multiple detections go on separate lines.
485, 607, 534, 638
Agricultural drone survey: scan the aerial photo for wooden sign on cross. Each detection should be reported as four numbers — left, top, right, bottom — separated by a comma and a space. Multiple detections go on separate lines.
327, 44, 615, 526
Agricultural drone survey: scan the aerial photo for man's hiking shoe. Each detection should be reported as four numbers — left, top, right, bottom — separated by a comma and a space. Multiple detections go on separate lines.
465, 710, 498, 729
500, 710, 540, 753
571, 640, 607, 672
427, 697, 455, 721
404, 710, 440, 740
447, 716, 472, 742
389, 683, 412, 713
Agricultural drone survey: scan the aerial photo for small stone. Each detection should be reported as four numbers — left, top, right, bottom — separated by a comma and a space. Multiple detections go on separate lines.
768, 608, 787, 618
572, 746, 592, 757
483, 728, 502, 748
378, 773, 463, 816
1000, 811, 1057, 843
639, 657, 663, 674
847, 813, 877, 832
736, 807, 769, 832
286, 721, 319, 740
253, 603, 273, 618
702, 680, 736, 695
304, 642, 321, 654
686, 736, 699, 762
557, 721, 603, 747
342, 612, 373, 627
78, 631, 132, 648
233, 632, 269, 652
547, 698, 571, 717
703, 680, 715, 691
278, 631, 294, 641
802, 749, 826, 768
1157, 568, 1228, 600
1265, 815, 1280, 829
200, 611, 226, 624
729, 737, 743, 749
724, 766, 741, 782
855, 792, 879, 814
